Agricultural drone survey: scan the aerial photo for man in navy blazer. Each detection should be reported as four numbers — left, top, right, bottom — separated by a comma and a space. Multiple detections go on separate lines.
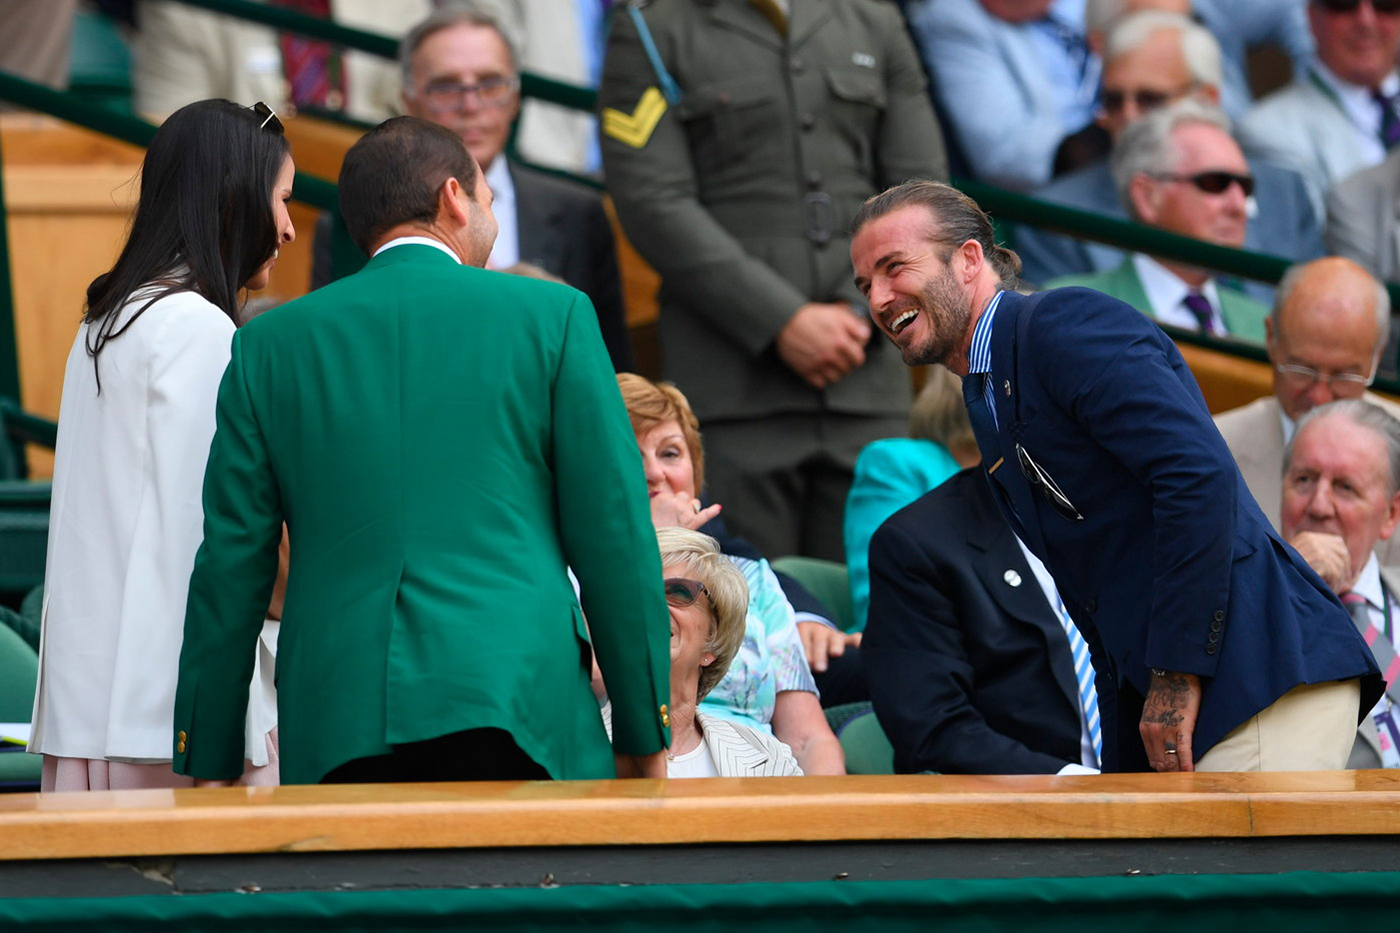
864, 467, 1092, 774
851, 180, 1382, 772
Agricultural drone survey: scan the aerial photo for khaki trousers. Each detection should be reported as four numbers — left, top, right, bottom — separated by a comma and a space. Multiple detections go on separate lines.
1195, 679, 1361, 772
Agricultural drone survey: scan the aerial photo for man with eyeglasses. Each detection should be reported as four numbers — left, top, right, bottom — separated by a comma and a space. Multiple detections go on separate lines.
1016, 11, 1322, 302
1217, 257, 1400, 566
313, 5, 633, 372
1239, 0, 1400, 218
851, 179, 1382, 774
1048, 99, 1270, 341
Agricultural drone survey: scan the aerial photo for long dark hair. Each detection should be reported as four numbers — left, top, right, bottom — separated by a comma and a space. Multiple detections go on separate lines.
83, 99, 290, 384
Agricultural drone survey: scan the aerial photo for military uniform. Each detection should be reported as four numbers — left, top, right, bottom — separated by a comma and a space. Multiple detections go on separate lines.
599, 0, 948, 560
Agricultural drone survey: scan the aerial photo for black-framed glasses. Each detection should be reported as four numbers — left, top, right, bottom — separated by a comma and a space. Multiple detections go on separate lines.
1274, 361, 1377, 392
1314, 0, 1400, 15
1149, 171, 1254, 198
663, 577, 714, 610
250, 101, 284, 134
420, 77, 520, 112
1016, 444, 1084, 523
1098, 84, 1192, 116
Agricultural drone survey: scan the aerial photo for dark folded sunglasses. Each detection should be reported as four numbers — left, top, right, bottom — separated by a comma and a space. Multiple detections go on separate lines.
1314, 0, 1400, 13
1016, 444, 1083, 523
1150, 171, 1254, 198
250, 101, 284, 134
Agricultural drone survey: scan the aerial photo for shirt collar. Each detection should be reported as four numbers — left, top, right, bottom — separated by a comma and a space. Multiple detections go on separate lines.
1132, 254, 1224, 332
371, 236, 462, 263
966, 290, 1006, 376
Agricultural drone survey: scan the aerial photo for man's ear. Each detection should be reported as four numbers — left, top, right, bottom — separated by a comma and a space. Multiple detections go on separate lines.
1380, 490, 1400, 542
956, 238, 985, 285
1127, 173, 1159, 226
439, 177, 470, 227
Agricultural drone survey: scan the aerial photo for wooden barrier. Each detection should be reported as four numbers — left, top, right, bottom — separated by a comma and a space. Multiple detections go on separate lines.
2, 770, 1398, 863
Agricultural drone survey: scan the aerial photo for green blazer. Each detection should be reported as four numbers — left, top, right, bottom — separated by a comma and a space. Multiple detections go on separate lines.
173, 244, 671, 784
1047, 259, 1268, 343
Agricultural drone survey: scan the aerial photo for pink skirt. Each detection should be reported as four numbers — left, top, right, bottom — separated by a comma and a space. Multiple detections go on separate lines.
40, 728, 280, 791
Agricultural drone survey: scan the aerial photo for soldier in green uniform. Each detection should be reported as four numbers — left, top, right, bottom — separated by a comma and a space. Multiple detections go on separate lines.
599, 0, 948, 562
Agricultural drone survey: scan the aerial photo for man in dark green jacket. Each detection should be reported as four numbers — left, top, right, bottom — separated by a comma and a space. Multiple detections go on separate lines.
173, 117, 671, 785
599, 0, 948, 561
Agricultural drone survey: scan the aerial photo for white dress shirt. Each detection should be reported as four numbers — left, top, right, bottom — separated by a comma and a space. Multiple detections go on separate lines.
484, 156, 519, 271
1132, 253, 1228, 334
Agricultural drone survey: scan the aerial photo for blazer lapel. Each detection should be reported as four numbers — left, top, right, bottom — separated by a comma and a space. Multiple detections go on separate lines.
699, 714, 773, 776
511, 163, 556, 271
987, 292, 1049, 557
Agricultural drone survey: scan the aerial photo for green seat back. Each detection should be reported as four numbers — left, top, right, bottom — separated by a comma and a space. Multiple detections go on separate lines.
770, 556, 854, 632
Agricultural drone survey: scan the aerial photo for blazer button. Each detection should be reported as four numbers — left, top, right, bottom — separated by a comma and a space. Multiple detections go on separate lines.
659, 703, 670, 728
1084, 599, 1097, 614
1212, 610, 1225, 622
1205, 643, 1218, 655
177, 740, 187, 753
1207, 631, 1221, 644
1210, 620, 1223, 633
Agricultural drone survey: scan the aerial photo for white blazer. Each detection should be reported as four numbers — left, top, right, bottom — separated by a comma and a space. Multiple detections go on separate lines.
30, 287, 275, 764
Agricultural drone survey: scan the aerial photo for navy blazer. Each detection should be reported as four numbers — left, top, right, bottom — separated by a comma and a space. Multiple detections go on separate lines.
864, 467, 1084, 774
974, 288, 1381, 770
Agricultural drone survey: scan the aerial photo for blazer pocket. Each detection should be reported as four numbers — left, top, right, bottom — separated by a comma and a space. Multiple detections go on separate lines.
676, 79, 782, 177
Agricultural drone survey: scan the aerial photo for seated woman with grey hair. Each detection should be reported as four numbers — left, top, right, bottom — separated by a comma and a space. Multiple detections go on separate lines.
605, 527, 803, 778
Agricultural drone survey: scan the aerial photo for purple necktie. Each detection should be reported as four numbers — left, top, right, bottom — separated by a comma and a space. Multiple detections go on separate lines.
1376, 90, 1400, 150
1182, 292, 1216, 334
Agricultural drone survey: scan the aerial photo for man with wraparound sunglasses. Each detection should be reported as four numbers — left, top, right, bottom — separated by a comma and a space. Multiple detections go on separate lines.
1014, 10, 1322, 303
1239, 0, 1400, 219
1047, 99, 1270, 342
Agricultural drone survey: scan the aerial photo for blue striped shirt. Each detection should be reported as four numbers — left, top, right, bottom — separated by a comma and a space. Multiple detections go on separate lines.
967, 290, 1005, 428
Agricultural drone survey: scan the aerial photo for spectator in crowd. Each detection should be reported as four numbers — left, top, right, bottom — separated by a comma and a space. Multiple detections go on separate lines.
1015, 11, 1322, 302
1082, 0, 1313, 125
907, 0, 1099, 191
132, 0, 428, 123
616, 374, 846, 773
599, 0, 947, 563
852, 180, 1382, 772
1216, 257, 1400, 563
319, 4, 633, 371
30, 100, 293, 792
172, 116, 670, 786
1325, 145, 1400, 285
1048, 100, 1270, 341
1280, 400, 1400, 769
864, 468, 1103, 775
1238, 0, 1400, 218
603, 527, 804, 778
0, 0, 78, 109
844, 367, 978, 633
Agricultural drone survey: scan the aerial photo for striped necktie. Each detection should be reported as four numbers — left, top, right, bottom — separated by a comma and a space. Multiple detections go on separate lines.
1055, 594, 1102, 767
1182, 292, 1216, 335
1374, 89, 1400, 150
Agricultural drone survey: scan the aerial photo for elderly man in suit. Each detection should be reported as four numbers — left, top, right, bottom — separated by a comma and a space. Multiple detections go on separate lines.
864, 468, 1102, 775
1216, 257, 1400, 564
315, 4, 633, 371
1326, 145, 1400, 285
173, 116, 670, 786
1015, 10, 1322, 301
1048, 100, 1269, 342
851, 179, 1381, 772
1281, 400, 1400, 769
1238, 0, 1400, 218
599, 0, 948, 562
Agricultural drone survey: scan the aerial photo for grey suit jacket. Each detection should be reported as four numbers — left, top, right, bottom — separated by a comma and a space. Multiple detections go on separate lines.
1347, 565, 1400, 769
1214, 394, 1400, 568
1237, 74, 1374, 219
1325, 147, 1400, 285
1012, 156, 1323, 306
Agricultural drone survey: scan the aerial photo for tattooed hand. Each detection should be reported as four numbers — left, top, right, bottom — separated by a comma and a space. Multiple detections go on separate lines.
1140, 670, 1201, 772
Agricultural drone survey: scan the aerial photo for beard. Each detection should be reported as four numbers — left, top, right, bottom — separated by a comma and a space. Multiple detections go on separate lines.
897, 265, 971, 368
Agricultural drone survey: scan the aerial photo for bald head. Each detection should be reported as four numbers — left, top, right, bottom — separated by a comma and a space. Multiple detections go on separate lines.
1269, 257, 1390, 422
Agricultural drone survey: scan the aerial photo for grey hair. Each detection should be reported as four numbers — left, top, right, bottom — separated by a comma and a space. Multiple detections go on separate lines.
1272, 260, 1392, 355
399, 2, 523, 93
655, 526, 749, 703
908, 366, 975, 453
1286, 399, 1400, 495
1104, 11, 1222, 89
850, 180, 1022, 289
1111, 98, 1233, 218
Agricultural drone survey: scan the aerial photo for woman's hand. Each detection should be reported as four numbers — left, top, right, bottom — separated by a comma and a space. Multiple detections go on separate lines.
649, 491, 722, 530
797, 621, 862, 673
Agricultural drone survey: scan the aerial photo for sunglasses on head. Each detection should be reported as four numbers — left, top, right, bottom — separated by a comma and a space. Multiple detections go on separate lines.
1314, 0, 1400, 13
1150, 171, 1255, 198
663, 577, 713, 610
250, 101, 284, 134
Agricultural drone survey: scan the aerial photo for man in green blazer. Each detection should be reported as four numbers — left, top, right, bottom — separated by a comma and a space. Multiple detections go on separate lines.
173, 117, 671, 785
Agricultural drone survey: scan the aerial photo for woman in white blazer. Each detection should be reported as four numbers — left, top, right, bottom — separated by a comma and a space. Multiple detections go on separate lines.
30, 99, 296, 791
